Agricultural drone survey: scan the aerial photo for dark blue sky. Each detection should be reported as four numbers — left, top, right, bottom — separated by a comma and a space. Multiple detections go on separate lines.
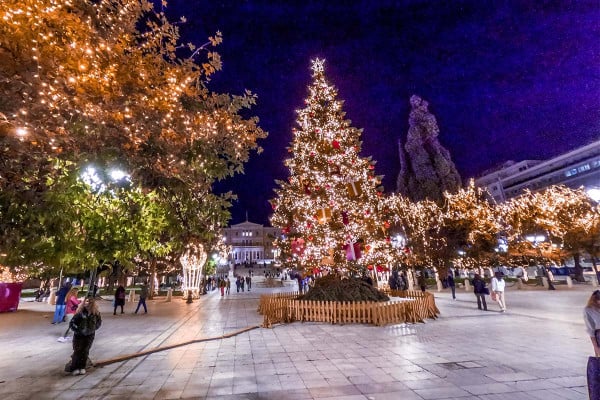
165, 1, 600, 225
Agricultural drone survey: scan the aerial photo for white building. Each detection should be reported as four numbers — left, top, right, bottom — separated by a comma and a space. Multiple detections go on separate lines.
475, 140, 600, 203
223, 221, 281, 265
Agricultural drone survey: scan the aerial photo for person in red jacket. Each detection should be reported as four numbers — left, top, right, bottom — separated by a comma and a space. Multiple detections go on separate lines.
58, 287, 81, 342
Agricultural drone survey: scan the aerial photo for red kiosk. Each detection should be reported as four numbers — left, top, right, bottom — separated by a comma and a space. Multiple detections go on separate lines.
0, 282, 23, 312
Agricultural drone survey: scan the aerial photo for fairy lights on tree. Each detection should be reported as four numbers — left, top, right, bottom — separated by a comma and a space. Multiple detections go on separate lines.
180, 244, 207, 298
0, 0, 266, 279
501, 185, 600, 281
270, 59, 392, 277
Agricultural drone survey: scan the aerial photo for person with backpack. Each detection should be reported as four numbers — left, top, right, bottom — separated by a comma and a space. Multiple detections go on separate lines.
113, 285, 126, 315
471, 274, 488, 311
67, 297, 102, 375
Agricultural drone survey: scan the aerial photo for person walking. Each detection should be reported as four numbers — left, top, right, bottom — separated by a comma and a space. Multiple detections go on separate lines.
584, 290, 600, 398
225, 277, 231, 295
246, 275, 252, 291
471, 274, 488, 311
134, 283, 148, 314
235, 276, 241, 293
113, 285, 126, 315
52, 281, 72, 324
58, 287, 81, 342
240, 276, 245, 292
418, 273, 427, 292
545, 267, 556, 290
66, 297, 102, 375
219, 278, 226, 296
491, 272, 507, 312
447, 272, 456, 300
584, 290, 600, 356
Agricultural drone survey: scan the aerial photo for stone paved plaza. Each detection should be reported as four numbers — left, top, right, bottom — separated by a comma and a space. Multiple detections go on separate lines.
0, 279, 592, 400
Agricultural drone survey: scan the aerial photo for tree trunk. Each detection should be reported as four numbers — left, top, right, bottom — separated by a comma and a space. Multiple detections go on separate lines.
573, 252, 584, 282
591, 256, 600, 285
148, 257, 157, 300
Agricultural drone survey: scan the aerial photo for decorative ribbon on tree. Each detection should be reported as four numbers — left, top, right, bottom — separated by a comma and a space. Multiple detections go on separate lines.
345, 238, 361, 260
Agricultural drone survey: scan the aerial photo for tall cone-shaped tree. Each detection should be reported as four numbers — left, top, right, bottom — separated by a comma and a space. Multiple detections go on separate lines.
271, 59, 392, 277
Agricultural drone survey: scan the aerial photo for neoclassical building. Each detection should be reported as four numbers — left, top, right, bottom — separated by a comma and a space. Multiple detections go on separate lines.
223, 220, 281, 265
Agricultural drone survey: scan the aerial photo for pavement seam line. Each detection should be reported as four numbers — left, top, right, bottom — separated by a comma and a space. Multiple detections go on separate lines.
93, 325, 261, 367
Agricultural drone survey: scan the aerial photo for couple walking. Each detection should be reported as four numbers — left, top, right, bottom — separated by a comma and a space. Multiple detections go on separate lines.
471, 272, 506, 312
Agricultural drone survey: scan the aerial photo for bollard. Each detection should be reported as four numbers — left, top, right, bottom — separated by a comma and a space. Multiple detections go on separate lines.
517, 278, 524, 290
166, 288, 172, 302
464, 279, 471, 291
436, 279, 443, 292
128, 289, 135, 303
566, 276, 573, 288
48, 289, 57, 305
541, 276, 549, 289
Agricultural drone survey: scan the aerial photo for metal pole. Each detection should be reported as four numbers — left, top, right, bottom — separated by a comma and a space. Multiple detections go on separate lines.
58, 267, 63, 289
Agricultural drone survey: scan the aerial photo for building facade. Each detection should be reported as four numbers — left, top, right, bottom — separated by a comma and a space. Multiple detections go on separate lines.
223, 221, 281, 265
475, 140, 600, 203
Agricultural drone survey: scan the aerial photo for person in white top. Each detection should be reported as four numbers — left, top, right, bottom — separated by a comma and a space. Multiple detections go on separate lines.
584, 290, 600, 356
491, 271, 507, 312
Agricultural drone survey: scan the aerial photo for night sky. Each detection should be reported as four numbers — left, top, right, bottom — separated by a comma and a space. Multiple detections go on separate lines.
164, 1, 600, 225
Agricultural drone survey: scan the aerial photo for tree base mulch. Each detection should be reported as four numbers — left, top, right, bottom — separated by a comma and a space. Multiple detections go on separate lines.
299, 275, 389, 302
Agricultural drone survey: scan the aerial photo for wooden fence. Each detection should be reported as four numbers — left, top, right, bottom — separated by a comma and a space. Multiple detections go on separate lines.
258, 290, 439, 328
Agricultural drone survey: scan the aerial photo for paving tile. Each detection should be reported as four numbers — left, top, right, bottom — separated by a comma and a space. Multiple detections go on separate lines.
0, 284, 594, 400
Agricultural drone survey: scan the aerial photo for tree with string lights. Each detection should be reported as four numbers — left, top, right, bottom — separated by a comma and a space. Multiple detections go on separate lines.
501, 186, 600, 282
0, 0, 266, 286
270, 59, 392, 279
439, 181, 501, 272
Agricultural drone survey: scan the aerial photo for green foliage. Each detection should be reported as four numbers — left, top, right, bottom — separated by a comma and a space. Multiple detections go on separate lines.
0, 0, 267, 279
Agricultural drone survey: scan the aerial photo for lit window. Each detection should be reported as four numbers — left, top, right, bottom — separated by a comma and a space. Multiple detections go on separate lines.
565, 168, 578, 177
578, 164, 590, 173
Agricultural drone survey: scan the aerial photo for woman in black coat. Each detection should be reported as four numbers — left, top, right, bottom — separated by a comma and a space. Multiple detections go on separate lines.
113, 285, 126, 315
68, 298, 102, 375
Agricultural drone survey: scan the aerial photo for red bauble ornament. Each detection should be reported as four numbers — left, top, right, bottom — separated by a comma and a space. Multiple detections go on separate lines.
332, 140, 340, 149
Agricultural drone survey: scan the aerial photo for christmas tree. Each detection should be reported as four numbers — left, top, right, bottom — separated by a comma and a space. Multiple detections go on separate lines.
271, 59, 393, 277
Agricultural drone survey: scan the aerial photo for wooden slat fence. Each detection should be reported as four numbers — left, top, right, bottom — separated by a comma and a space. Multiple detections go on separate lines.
259, 290, 439, 328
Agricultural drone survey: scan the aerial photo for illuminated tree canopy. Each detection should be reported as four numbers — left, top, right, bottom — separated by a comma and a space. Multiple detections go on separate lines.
0, 0, 266, 279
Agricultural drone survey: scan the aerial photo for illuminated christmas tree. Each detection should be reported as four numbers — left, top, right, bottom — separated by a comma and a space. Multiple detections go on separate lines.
271, 59, 393, 277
